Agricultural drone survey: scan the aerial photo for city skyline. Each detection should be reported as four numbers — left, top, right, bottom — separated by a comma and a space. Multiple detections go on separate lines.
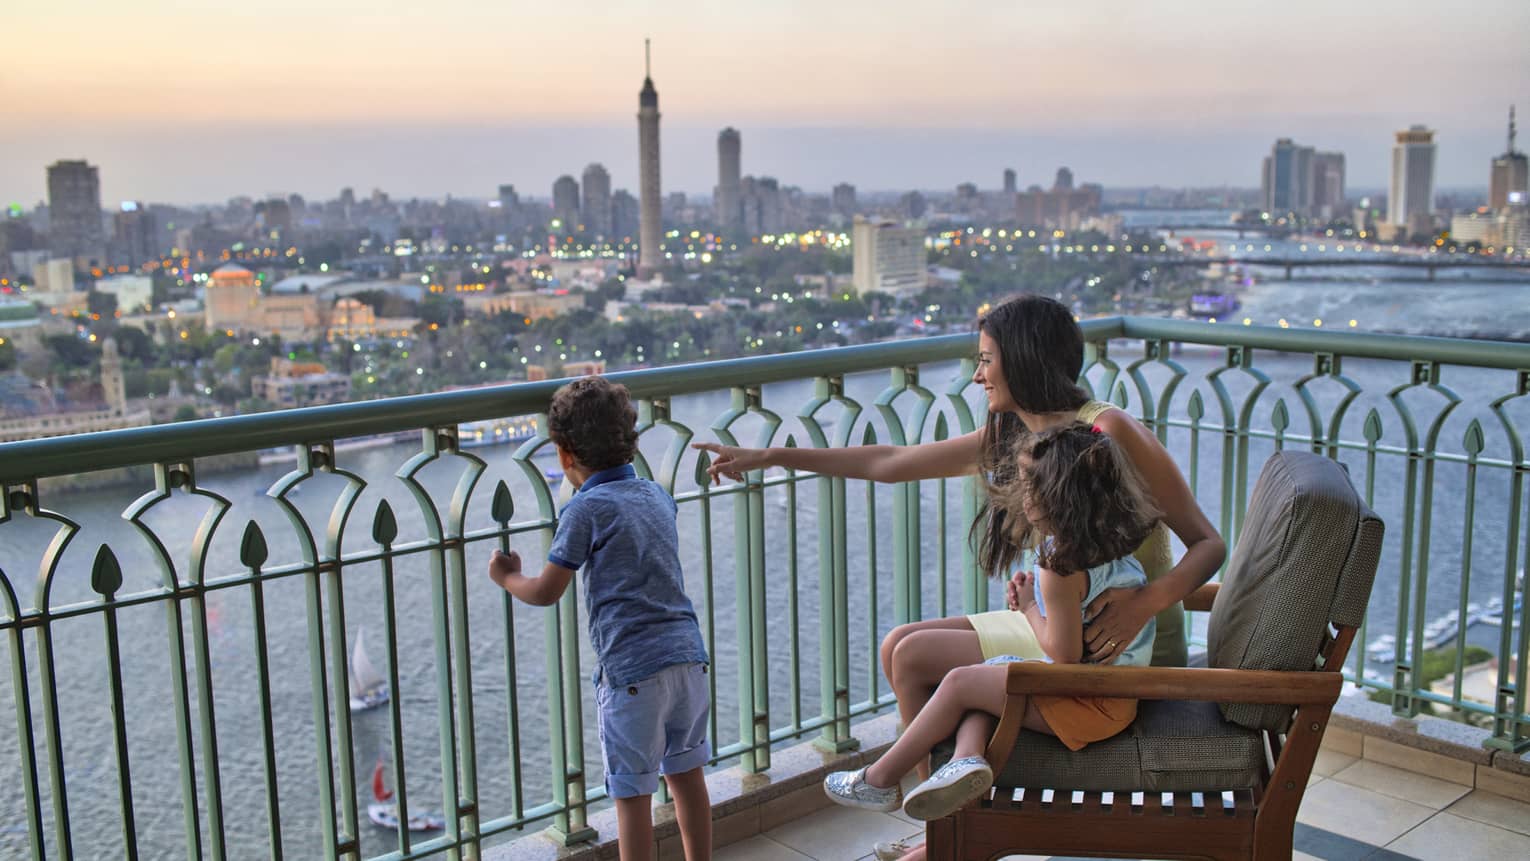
4, 0, 1527, 204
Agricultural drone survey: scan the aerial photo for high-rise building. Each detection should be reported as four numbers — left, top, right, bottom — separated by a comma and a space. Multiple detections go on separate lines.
955, 182, 980, 213
112, 202, 158, 268
900, 191, 927, 220
47, 160, 105, 264
832, 183, 857, 218
1389, 125, 1437, 230
259, 197, 292, 236
1003, 168, 1017, 194
1261, 138, 1315, 216
1311, 152, 1346, 220
496, 184, 522, 234
756, 179, 782, 234
581, 163, 612, 236
738, 177, 783, 235
1490, 107, 1528, 211
611, 190, 639, 239
739, 177, 760, 235
1261, 139, 1344, 219
716, 127, 742, 233
552, 175, 580, 231
1054, 167, 1074, 191
1, 207, 38, 271
851, 216, 926, 298
636, 39, 663, 276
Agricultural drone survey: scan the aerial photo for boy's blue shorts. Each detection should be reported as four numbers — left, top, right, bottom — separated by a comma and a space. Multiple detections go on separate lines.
595, 661, 710, 798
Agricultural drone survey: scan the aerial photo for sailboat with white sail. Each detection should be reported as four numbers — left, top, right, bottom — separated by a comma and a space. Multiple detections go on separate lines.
348, 628, 390, 712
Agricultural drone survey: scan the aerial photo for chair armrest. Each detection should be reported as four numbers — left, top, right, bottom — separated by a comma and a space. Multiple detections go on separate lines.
983, 661, 1340, 768
1183, 583, 1220, 613
1002, 661, 1340, 705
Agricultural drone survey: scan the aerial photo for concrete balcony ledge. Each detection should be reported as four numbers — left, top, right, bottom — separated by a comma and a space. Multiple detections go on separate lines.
487, 715, 904, 860
1325, 693, 1530, 803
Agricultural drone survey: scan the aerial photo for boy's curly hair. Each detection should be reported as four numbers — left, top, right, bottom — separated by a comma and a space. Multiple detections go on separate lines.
990, 422, 1161, 576
546, 376, 638, 471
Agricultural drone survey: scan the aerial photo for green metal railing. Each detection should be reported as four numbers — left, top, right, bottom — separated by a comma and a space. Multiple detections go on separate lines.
0, 317, 1526, 860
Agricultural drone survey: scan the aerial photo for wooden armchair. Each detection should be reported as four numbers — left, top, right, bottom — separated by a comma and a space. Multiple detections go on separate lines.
928, 451, 1384, 861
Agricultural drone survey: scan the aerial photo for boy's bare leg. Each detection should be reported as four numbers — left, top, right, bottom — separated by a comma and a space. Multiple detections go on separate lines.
614, 795, 655, 861
664, 767, 712, 860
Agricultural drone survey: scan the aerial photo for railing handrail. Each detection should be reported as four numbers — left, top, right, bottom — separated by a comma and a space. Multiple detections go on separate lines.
1118, 317, 1530, 370
4, 315, 1527, 484
0, 331, 1001, 483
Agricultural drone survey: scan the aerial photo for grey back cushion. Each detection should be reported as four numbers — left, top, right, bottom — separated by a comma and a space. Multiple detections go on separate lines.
1207, 451, 1384, 731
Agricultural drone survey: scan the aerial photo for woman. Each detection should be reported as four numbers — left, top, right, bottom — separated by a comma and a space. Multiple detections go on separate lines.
693, 295, 1224, 781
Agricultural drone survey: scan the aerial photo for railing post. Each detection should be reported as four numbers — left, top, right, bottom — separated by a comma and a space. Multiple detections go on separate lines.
733, 385, 772, 772
815, 377, 859, 754
890, 365, 923, 627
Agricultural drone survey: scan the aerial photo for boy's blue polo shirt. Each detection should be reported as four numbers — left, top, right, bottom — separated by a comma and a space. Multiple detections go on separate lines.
548, 464, 709, 687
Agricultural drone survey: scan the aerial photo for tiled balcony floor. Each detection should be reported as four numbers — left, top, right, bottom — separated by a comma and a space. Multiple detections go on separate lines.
714, 752, 1530, 861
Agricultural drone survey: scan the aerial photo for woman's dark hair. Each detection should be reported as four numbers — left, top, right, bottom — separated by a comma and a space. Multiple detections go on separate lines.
972, 294, 1091, 577
547, 376, 638, 471
994, 422, 1160, 575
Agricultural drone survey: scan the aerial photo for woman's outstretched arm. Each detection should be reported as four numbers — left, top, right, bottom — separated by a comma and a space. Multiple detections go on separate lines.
692, 428, 983, 485
1084, 407, 1226, 663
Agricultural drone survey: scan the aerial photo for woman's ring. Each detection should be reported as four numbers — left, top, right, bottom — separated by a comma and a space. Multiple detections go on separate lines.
1106, 639, 1118, 649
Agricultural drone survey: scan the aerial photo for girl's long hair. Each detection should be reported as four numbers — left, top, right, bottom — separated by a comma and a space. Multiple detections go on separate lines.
971, 295, 1091, 578
993, 423, 1161, 576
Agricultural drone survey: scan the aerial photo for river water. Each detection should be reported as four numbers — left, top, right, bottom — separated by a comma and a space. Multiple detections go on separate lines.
2, 214, 1528, 858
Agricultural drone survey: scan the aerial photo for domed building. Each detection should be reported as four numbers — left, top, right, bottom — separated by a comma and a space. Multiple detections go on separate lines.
204, 263, 260, 332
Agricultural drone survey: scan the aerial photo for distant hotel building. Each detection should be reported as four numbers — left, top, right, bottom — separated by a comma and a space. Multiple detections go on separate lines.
47, 160, 106, 264
1489, 107, 1527, 211
851, 216, 926, 298
1389, 125, 1437, 235
716, 128, 742, 232
1014, 168, 1102, 229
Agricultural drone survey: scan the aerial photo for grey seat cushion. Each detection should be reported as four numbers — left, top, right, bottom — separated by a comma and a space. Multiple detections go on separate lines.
1208, 452, 1383, 731
972, 699, 1266, 793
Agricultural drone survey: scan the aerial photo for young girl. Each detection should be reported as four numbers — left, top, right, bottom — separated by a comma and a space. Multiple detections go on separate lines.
824, 421, 1161, 824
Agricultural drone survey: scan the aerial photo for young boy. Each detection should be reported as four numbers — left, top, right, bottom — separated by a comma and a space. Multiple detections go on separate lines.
487, 376, 712, 861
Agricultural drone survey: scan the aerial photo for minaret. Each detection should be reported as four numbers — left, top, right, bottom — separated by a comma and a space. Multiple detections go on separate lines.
637, 38, 663, 277
101, 336, 126, 415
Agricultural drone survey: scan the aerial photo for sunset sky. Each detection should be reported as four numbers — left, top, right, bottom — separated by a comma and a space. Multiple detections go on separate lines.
4, 0, 1527, 205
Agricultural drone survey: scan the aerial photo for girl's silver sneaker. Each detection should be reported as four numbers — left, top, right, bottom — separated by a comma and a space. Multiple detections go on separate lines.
823, 766, 902, 812
901, 756, 993, 820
